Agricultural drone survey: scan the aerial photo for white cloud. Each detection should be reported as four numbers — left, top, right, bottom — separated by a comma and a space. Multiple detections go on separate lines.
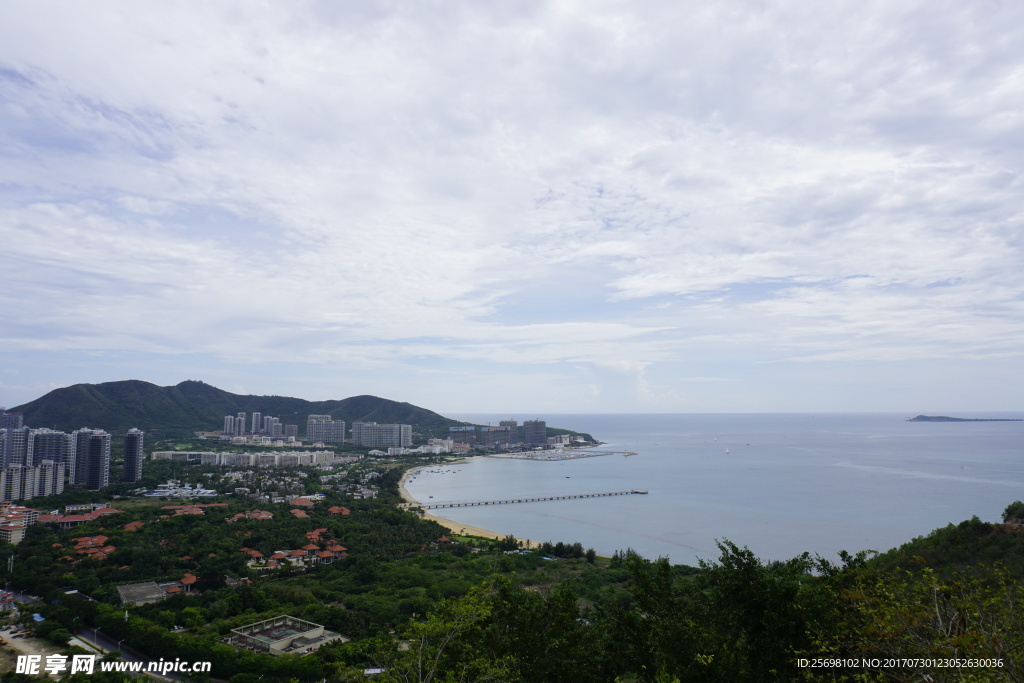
1, 1, 1023, 410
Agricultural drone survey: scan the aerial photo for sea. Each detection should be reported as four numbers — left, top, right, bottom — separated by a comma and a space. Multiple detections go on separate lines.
403, 413, 1024, 567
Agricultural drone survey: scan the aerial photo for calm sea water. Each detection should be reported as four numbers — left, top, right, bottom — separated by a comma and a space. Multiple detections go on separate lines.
404, 413, 1024, 566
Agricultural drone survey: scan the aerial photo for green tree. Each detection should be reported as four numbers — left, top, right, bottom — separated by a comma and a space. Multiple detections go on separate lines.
1003, 500, 1024, 523
819, 565, 1024, 681
695, 541, 821, 682
378, 585, 517, 683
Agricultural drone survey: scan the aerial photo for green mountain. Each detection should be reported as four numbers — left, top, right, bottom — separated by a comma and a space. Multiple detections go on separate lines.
10, 380, 465, 434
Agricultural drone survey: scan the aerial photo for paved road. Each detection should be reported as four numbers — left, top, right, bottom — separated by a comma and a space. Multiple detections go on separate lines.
76, 627, 181, 681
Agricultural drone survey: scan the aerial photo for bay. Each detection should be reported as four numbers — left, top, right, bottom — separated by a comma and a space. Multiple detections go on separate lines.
404, 413, 1024, 566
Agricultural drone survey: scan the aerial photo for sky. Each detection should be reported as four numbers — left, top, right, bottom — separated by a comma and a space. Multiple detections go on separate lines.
2, 1, 1023, 414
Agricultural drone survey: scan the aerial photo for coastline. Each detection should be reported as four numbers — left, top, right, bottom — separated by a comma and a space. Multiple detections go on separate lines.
398, 462, 539, 549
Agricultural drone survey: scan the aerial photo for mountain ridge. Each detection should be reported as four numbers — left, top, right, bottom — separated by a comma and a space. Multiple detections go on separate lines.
9, 379, 466, 434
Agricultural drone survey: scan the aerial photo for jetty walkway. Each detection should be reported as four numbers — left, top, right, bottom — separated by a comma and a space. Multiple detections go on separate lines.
485, 449, 637, 461
419, 489, 648, 509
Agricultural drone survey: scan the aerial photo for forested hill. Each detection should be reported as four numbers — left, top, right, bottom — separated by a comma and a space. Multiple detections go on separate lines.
10, 380, 465, 433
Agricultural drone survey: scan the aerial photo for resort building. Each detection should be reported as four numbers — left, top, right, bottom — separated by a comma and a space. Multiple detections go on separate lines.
306, 415, 346, 444
524, 419, 547, 446
351, 422, 411, 448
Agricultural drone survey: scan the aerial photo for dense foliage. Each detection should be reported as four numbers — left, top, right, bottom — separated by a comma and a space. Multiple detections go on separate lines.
1, 491, 1022, 682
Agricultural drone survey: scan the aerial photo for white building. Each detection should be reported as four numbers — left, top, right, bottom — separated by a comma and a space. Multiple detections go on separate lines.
351, 422, 412, 448
306, 415, 346, 444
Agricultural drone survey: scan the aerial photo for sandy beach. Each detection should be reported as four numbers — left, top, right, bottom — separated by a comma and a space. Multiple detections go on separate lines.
398, 464, 539, 549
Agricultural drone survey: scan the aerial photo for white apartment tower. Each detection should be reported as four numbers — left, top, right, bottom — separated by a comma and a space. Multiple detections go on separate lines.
351, 422, 412, 448
306, 415, 346, 444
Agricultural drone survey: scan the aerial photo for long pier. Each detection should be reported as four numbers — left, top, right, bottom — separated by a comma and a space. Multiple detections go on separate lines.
485, 449, 637, 461
419, 489, 648, 509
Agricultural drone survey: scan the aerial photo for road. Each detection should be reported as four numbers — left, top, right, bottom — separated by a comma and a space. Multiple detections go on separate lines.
6, 588, 180, 681
76, 627, 182, 681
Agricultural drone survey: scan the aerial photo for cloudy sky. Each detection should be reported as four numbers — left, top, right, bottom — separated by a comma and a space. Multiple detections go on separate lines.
2, 1, 1023, 414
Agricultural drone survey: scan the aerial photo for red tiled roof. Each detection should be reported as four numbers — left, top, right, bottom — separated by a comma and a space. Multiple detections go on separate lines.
290, 497, 314, 506
290, 509, 309, 518
288, 549, 306, 557
180, 574, 197, 585
316, 550, 334, 558
166, 586, 181, 593
302, 544, 320, 551
270, 552, 286, 560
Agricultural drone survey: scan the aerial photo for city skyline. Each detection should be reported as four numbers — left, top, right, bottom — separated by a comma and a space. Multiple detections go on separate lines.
2, 3, 1023, 414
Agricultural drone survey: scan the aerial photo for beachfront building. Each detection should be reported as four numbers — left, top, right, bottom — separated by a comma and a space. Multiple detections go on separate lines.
483, 425, 515, 449
524, 419, 547, 446
449, 426, 476, 447
351, 422, 412, 448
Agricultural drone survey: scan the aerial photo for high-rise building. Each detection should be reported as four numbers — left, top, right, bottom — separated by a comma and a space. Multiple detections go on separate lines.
285, 424, 298, 439
36, 460, 65, 497
29, 428, 72, 466
0, 461, 65, 501
28, 428, 75, 482
306, 415, 346, 444
448, 426, 476, 446
524, 419, 547, 446
251, 412, 262, 435
0, 410, 23, 431
483, 425, 514, 449
351, 422, 412, 448
73, 428, 111, 490
499, 420, 519, 445
223, 415, 237, 436
123, 428, 144, 483
2, 426, 31, 468
237, 412, 246, 434
264, 416, 282, 437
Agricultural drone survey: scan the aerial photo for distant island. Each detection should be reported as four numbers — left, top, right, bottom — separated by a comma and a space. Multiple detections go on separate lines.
908, 415, 1023, 422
